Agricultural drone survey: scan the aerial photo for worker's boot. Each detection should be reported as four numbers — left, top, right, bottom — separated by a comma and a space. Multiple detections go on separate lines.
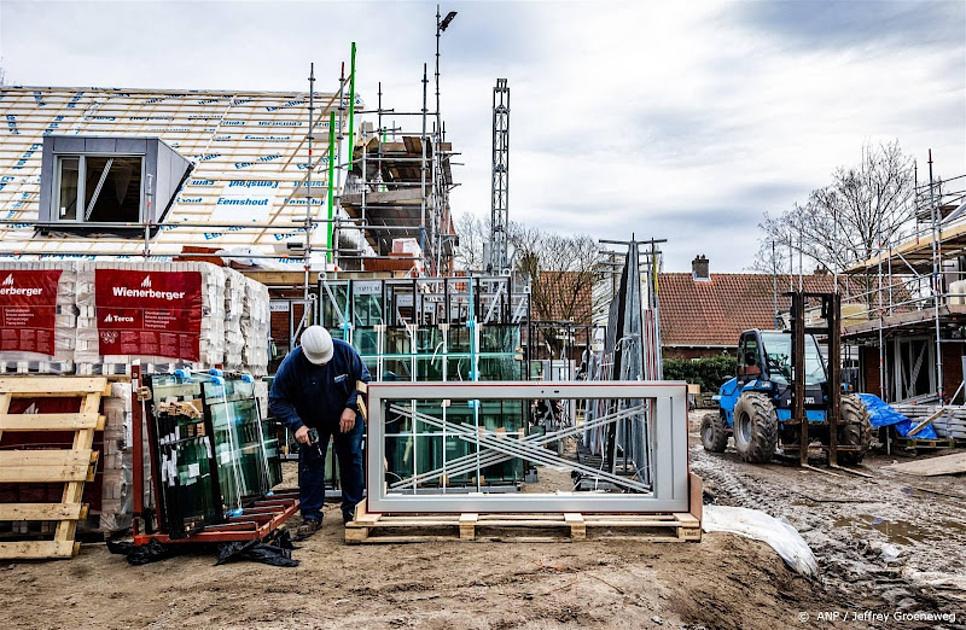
294, 518, 322, 541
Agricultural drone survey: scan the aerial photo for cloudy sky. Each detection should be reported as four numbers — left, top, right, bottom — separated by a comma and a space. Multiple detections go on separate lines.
2, 0, 963, 271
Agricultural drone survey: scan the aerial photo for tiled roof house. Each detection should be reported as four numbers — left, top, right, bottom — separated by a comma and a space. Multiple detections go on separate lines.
658, 255, 836, 359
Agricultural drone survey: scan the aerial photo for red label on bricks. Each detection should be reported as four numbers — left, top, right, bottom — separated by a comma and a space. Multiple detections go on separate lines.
0, 269, 62, 355
95, 269, 203, 361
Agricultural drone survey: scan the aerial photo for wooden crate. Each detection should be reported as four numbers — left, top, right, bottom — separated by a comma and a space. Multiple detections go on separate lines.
0, 376, 108, 559
345, 474, 703, 545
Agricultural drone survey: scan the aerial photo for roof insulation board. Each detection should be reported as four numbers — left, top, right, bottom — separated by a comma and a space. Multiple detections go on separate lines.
0, 86, 346, 260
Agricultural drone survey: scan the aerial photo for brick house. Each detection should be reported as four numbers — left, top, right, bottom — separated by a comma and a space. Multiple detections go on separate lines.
658, 255, 836, 360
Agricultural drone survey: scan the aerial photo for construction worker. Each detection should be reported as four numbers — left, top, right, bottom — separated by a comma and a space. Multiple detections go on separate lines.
269, 325, 370, 539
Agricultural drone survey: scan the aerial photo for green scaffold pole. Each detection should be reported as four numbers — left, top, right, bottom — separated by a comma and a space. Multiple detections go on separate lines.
327, 110, 336, 263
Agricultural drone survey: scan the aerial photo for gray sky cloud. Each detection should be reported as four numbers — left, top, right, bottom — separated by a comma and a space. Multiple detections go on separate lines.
732, 0, 965, 51
1, 0, 963, 272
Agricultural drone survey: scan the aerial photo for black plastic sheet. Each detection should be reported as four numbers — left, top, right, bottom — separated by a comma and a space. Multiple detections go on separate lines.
215, 530, 299, 567
107, 539, 181, 565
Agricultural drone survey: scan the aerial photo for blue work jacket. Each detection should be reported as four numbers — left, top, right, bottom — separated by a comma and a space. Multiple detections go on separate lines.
269, 339, 370, 432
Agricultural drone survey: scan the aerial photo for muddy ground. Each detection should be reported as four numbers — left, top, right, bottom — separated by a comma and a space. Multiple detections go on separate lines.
0, 412, 963, 629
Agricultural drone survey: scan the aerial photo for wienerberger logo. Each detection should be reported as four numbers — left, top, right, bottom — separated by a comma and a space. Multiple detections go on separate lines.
111, 275, 185, 301
0, 273, 43, 297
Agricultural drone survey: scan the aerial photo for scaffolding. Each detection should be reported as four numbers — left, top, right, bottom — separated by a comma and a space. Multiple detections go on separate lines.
334, 61, 459, 277
839, 154, 966, 412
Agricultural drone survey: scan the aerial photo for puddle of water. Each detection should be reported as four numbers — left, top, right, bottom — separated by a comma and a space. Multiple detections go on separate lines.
830, 514, 963, 546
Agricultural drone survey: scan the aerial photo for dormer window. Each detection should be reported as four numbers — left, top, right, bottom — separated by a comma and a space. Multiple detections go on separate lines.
39, 136, 191, 234
55, 154, 143, 223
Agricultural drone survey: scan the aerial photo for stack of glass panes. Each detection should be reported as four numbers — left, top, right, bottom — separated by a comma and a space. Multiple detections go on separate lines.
149, 372, 282, 538
319, 277, 529, 489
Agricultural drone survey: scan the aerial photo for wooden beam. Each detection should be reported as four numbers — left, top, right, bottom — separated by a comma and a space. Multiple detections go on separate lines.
0, 502, 84, 521
56, 392, 100, 551
0, 450, 94, 483
907, 408, 945, 437
0, 377, 109, 396
0, 540, 75, 560
0, 413, 103, 431
564, 513, 586, 540
0, 393, 9, 445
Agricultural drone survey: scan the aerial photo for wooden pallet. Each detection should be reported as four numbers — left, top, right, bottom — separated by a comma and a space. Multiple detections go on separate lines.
346, 474, 704, 545
0, 376, 108, 559
346, 509, 701, 544
893, 436, 957, 451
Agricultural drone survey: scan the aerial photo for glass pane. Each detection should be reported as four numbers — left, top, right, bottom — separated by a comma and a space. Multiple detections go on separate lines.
84, 156, 142, 222
57, 157, 80, 220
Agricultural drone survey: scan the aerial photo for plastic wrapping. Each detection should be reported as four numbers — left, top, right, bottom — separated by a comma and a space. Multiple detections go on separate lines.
0, 260, 270, 376
0, 261, 79, 371
241, 277, 270, 376
223, 268, 247, 370
858, 393, 939, 439
99, 382, 135, 532
74, 261, 227, 368
703, 504, 818, 577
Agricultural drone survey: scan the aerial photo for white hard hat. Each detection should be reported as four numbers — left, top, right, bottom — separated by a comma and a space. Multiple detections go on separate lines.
300, 325, 334, 365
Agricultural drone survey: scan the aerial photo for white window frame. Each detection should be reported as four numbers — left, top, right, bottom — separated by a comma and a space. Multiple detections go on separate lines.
53, 153, 146, 224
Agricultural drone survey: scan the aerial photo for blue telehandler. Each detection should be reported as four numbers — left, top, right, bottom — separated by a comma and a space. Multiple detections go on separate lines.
701, 292, 872, 466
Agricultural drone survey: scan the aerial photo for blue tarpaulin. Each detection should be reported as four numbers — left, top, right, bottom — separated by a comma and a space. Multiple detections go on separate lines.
858, 393, 939, 439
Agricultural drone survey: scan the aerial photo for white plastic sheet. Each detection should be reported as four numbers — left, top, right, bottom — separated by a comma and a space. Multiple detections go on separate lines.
702, 504, 818, 577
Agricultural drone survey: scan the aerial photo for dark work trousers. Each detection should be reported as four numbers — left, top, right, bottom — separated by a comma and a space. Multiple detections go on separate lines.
298, 413, 365, 523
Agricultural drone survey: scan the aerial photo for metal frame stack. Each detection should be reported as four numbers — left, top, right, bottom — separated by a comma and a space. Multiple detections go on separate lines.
583, 237, 666, 482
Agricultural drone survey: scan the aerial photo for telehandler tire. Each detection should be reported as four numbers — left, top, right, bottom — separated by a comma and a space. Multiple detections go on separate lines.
836, 393, 872, 466
700, 411, 729, 452
732, 392, 778, 463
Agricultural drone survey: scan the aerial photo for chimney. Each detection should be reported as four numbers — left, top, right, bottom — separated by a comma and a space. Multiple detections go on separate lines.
692, 255, 710, 281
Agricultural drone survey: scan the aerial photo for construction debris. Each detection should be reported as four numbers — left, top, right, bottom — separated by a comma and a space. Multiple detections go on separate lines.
886, 452, 966, 477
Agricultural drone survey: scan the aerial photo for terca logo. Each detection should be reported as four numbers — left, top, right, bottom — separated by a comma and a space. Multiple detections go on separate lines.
0, 273, 43, 297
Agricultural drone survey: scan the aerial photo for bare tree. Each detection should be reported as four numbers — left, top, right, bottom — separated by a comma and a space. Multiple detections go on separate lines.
454, 213, 600, 353
754, 141, 915, 275
512, 229, 599, 355
454, 212, 489, 271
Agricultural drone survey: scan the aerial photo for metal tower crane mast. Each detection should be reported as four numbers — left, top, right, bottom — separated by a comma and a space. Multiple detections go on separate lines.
489, 78, 510, 274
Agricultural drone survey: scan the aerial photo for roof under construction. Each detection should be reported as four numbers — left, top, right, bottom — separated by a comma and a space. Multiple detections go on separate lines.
0, 85, 342, 261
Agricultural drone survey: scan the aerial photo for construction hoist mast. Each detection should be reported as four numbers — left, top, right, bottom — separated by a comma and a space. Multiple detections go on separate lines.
488, 78, 510, 274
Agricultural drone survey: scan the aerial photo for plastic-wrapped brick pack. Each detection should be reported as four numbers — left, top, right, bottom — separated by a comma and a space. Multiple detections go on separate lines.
98, 382, 136, 532
0, 259, 271, 377
242, 277, 271, 376
223, 268, 247, 370
74, 262, 227, 373
0, 260, 81, 373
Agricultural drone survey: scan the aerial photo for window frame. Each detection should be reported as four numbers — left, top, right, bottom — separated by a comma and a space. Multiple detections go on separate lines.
53, 153, 146, 224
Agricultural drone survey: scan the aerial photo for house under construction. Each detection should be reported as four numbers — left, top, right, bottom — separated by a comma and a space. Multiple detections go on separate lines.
840, 165, 966, 440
